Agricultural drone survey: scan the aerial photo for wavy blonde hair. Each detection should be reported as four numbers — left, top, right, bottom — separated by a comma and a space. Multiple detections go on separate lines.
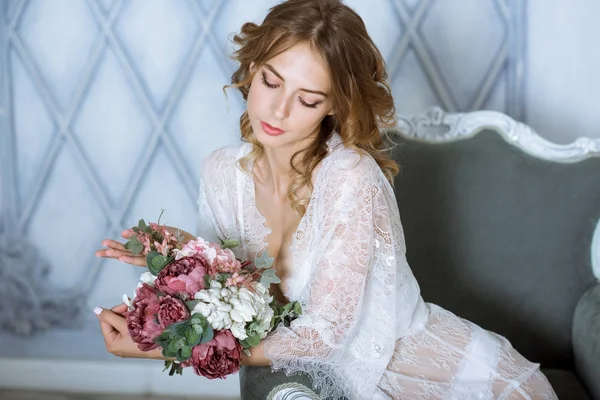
227, 0, 399, 216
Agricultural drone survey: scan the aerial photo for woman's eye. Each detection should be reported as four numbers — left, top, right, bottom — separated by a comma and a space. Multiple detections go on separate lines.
261, 73, 278, 89
299, 97, 319, 109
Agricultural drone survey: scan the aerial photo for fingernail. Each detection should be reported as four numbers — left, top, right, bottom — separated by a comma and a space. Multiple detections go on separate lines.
94, 307, 103, 315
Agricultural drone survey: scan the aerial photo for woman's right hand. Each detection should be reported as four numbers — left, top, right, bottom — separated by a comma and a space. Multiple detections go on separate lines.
95, 229, 147, 267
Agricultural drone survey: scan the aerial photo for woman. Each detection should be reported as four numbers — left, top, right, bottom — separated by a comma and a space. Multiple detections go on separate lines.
95, 1, 558, 399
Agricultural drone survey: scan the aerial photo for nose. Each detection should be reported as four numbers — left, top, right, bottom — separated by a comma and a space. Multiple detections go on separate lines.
271, 92, 291, 120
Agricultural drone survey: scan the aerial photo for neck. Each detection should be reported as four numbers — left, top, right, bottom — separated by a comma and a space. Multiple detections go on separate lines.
254, 135, 315, 201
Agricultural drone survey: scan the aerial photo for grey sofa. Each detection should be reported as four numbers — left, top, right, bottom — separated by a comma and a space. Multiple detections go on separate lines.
240, 108, 600, 400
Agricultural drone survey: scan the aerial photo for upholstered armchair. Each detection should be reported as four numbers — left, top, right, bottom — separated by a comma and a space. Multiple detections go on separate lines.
240, 108, 600, 400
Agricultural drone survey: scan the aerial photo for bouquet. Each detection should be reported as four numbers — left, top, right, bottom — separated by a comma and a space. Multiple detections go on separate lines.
120, 217, 302, 378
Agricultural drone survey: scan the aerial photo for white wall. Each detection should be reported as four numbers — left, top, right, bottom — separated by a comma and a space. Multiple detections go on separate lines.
526, 0, 600, 144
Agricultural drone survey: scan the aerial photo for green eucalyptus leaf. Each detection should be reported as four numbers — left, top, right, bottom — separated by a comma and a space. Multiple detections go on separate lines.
203, 274, 212, 288
247, 334, 260, 347
255, 251, 274, 269
124, 236, 143, 255
138, 219, 149, 232
185, 328, 201, 346
293, 302, 303, 315
200, 325, 214, 344
260, 269, 281, 287
179, 347, 192, 360
222, 238, 240, 249
147, 251, 168, 275
185, 300, 200, 311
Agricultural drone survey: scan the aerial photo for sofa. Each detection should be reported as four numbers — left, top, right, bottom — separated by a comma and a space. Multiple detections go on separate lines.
240, 108, 600, 400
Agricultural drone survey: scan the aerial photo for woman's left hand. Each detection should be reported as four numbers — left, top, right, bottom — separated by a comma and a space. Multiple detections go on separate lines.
95, 303, 165, 360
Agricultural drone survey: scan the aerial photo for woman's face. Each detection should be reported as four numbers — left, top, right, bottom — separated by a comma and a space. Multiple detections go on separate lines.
246, 42, 334, 150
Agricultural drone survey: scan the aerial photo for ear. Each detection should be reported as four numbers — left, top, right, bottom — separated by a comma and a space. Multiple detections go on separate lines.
249, 62, 256, 73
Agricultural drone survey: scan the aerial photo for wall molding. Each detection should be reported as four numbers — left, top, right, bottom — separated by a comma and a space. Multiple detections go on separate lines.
0, 357, 239, 398
392, 106, 600, 163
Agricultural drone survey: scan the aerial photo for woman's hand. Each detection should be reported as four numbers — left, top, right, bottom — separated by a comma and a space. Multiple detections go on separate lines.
95, 229, 147, 267
95, 227, 196, 267
95, 303, 169, 360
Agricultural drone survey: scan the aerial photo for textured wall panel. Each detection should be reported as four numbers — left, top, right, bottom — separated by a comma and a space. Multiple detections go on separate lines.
0, 0, 525, 364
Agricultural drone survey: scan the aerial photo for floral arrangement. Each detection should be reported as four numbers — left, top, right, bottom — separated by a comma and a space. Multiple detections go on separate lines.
120, 218, 301, 379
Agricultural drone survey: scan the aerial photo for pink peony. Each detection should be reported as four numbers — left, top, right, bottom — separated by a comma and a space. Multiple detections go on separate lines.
126, 283, 162, 351
155, 257, 209, 298
182, 330, 243, 379
157, 296, 190, 329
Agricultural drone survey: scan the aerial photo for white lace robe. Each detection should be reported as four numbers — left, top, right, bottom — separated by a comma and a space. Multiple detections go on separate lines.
196, 134, 558, 400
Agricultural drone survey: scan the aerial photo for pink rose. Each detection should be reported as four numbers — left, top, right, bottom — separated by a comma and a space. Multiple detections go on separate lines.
156, 257, 209, 298
182, 330, 243, 379
157, 296, 190, 328
126, 283, 162, 351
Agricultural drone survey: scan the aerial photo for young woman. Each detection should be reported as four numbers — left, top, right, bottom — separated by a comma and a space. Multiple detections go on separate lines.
96, 1, 558, 399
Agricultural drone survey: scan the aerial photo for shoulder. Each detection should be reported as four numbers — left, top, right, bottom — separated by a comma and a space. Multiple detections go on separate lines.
200, 142, 249, 182
323, 145, 382, 187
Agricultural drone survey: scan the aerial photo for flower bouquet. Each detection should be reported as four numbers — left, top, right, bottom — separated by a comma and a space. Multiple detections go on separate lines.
120, 217, 302, 378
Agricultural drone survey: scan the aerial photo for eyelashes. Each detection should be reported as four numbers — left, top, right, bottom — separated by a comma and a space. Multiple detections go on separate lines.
260, 72, 320, 109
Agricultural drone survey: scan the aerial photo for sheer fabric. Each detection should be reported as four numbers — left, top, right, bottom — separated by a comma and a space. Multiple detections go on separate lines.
197, 134, 558, 400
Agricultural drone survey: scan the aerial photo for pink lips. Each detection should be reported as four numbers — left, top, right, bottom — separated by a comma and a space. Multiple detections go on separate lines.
260, 121, 285, 136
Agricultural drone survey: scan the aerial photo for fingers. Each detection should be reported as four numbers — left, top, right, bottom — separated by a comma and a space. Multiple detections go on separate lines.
97, 248, 132, 259
101, 239, 127, 251
95, 307, 127, 334
121, 229, 134, 239
117, 256, 147, 267
111, 303, 129, 315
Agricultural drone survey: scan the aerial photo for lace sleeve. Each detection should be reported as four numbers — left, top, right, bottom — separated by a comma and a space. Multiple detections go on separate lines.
195, 147, 240, 244
262, 152, 399, 399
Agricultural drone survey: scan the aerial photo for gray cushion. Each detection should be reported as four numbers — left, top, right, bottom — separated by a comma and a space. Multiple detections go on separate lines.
391, 130, 599, 367
543, 368, 591, 400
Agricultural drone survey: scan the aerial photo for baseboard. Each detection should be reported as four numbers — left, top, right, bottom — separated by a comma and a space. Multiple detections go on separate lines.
0, 357, 240, 399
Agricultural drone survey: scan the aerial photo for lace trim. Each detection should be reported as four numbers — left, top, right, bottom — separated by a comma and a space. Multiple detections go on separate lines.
240, 133, 343, 301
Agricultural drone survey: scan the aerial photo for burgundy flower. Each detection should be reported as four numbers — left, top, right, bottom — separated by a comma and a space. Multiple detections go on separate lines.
182, 330, 243, 379
155, 256, 209, 298
157, 296, 190, 329
126, 283, 162, 351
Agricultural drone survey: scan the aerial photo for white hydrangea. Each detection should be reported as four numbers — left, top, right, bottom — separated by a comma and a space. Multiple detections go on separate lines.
192, 281, 274, 340
123, 271, 158, 310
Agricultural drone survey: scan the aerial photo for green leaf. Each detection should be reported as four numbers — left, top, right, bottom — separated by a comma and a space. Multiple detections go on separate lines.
203, 274, 212, 288
185, 300, 200, 311
260, 269, 281, 287
147, 251, 168, 275
200, 325, 214, 344
222, 238, 240, 249
293, 302, 303, 315
138, 219, 149, 232
246, 334, 260, 347
240, 339, 250, 349
185, 328, 201, 347
179, 346, 192, 360
255, 251, 274, 269
216, 273, 231, 283
124, 236, 143, 255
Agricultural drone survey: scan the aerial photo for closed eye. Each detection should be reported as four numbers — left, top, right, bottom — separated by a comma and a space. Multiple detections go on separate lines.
261, 71, 321, 109
261, 72, 278, 89
299, 97, 319, 109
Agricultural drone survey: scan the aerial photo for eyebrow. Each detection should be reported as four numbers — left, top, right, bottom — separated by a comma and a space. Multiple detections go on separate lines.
264, 63, 328, 97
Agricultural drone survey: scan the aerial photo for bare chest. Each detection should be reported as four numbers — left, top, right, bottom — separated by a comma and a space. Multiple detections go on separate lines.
254, 187, 301, 303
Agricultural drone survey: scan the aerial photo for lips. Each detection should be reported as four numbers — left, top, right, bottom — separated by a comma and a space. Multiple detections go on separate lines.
260, 121, 285, 136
